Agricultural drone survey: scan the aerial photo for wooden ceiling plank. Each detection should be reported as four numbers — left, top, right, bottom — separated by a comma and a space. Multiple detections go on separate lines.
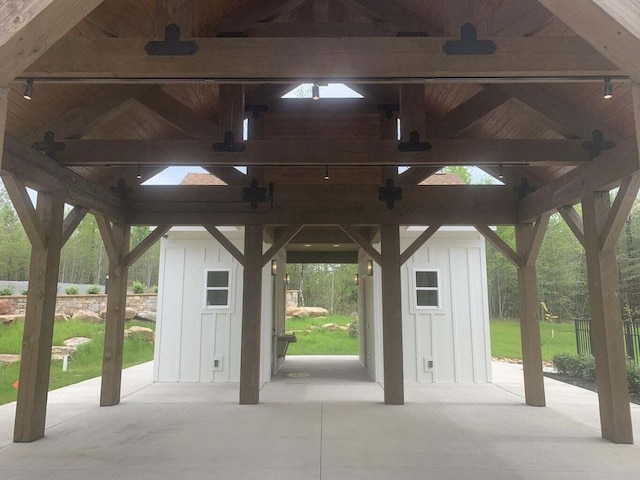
0, 0, 104, 86
56, 138, 592, 167
204, 0, 308, 35
24, 85, 151, 143
241, 21, 400, 37
24, 36, 621, 80
538, 0, 640, 83
134, 87, 214, 139
341, 0, 441, 35
1, 135, 126, 222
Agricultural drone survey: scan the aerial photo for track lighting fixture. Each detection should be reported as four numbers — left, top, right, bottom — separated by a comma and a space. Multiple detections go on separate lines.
498, 165, 504, 179
23, 79, 34, 100
604, 77, 613, 99
312, 83, 320, 101
136, 165, 142, 179
324, 165, 329, 180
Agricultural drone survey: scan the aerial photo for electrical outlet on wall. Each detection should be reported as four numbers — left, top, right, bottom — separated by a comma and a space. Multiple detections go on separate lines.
213, 356, 223, 371
423, 356, 434, 371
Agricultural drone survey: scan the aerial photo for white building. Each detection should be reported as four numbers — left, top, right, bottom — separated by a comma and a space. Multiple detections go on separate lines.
154, 224, 491, 385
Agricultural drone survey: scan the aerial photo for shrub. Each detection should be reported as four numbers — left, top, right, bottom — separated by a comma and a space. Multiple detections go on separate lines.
65, 286, 79, 295
86, 284, 101, 294
348, 319, 359, 338
150, 285, 158, 293
627, 360, 640, 395
21, 290, 28, 295
0, 299, 15, 315
132, 281, 145, 294
552, 352, 582, 376
0, 287, 13, 296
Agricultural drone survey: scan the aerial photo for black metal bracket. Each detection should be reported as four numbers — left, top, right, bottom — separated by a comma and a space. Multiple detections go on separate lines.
514, 178, 536, 200
213, 132, 246, 152
398, 131, 432, 152
245, 104, 269, 120
377, 104, 400, 120
442, 23, 497, 56
32, 131, 65, 160
242, 179, 268, 210
581, 130, 615, 159
110, 178, 132, 200
145, 24, 199, 56
216, 31, 250, 37
396, 31, 428, 37
378, 178, 403, 210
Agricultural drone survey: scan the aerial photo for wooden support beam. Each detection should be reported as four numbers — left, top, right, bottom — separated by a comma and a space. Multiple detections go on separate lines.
400, 84, 426, 141
24, 36, 621, 80
125, 225, 171, 268
525, 215, 550, 268
582, 191, 633, 443
56, 138, 592, 167
558, 206, 585, 247
217, 84, 245, 141
2, 136, 127, 222
13, 192, 64, 442
516, 222, 547, 407
204, 225, 245, 266
380, 224, 404, 404
475, 224, 521, 269
202, 167, 247, 185
241, 21, 403, 37
342, 0, 441, 35
339, 225, 382, 265
600, 175, 640, 252
204, 0, 306, 35
400, 225, 441, 265
62, 206, 88, 246
538, 0, 640, 83
262, 224, 304, 266
240, 224, 263, 404
518, 142, 639, 222
2, 175, 44, 250
0, 0, 104, 86
0, 86, 7, 167
96, 219, 130, 407
395, 167, 441, 186
129, 184, 518, 226
135, 88, 213, 139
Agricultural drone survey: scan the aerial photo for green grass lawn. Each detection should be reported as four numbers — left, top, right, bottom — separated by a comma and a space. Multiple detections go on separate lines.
286, 314, 359, 355
0, 319, 155, 405
490, 319, 577, 362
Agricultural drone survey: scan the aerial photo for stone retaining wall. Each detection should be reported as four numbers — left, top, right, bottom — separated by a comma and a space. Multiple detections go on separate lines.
0, 294, 157, 318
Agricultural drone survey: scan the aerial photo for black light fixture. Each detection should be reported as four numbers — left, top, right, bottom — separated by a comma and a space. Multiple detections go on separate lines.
324, 165, 329, 180
604, 77, 613, 99
312, 83, 320, 101
498, 165, 504, 179
354, 273, 359, 285
367, 260, 373, 276
136, 165, 143, 179
23, 79, 34, 100
285, 273, 291, 286
271, 259, 278, 276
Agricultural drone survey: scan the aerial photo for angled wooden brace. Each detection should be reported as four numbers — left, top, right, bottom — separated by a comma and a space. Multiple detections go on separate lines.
339, 225, 382, 265
2, 176, 45, 250
262, 224, 303, 266
204, 225, 245, 266
400, 225, 441, 265
125, 225, 172, 268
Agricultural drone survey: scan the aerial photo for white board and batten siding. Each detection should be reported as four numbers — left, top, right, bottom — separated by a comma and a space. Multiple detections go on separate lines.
154, 227, 274, 384
360, 227, 492, 384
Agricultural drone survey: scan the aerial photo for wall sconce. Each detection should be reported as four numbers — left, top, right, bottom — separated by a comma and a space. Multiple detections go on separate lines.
271, 259, 278, 276
367, 260, 373, 276
354, 273, 359, 285
285, 273, 291, 285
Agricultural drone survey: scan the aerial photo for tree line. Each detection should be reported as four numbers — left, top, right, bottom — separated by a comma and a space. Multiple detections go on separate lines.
0, 186, 160, 289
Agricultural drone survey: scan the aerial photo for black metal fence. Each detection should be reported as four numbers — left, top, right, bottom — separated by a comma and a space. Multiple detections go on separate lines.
575, 319, 640, 363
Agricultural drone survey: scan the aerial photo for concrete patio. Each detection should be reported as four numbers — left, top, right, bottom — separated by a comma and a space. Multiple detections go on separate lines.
1, 356, 640, 479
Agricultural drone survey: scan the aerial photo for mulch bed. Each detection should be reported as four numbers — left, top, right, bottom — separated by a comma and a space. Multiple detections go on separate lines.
544, 371, 640, 405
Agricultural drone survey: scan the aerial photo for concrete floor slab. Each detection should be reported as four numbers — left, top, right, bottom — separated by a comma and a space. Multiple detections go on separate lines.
1, 357, 640, 479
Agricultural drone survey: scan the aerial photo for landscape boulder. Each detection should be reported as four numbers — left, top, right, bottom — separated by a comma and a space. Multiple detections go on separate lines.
63, 337, 92, 349
135, 311, 157, 322
125, 307, 137, 320
0, 314, 23, 326
286, 306, 329, 318
0, 354, 21, 365
72, 310, 102, 323
51, 345, 75, 360
322, 323, 338, 331
124, 326, 154, 341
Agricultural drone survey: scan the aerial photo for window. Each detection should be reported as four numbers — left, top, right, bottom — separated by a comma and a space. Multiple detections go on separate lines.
205, 270, 230, 308
415, 270, 439, 308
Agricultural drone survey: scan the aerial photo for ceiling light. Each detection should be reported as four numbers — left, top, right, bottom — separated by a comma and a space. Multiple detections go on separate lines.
304, 244, 312, 247
498, 165, 504, 179
23, 79, 34, 100
332, 244, 340, 247
136, 165, 142, 179
604, 77, 613, 99
324, 165, 329, 180
312, 83, 320, 101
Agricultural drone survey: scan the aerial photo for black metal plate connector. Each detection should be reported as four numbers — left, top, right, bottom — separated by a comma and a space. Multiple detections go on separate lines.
145, 24, 198, 56
442, 23, 496, 56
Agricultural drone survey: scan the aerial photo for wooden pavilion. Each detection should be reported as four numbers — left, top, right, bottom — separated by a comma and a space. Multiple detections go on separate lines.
1, 0, 639, 445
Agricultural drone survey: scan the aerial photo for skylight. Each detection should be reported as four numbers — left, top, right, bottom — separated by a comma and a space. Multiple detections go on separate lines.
282, 83, 363, 99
